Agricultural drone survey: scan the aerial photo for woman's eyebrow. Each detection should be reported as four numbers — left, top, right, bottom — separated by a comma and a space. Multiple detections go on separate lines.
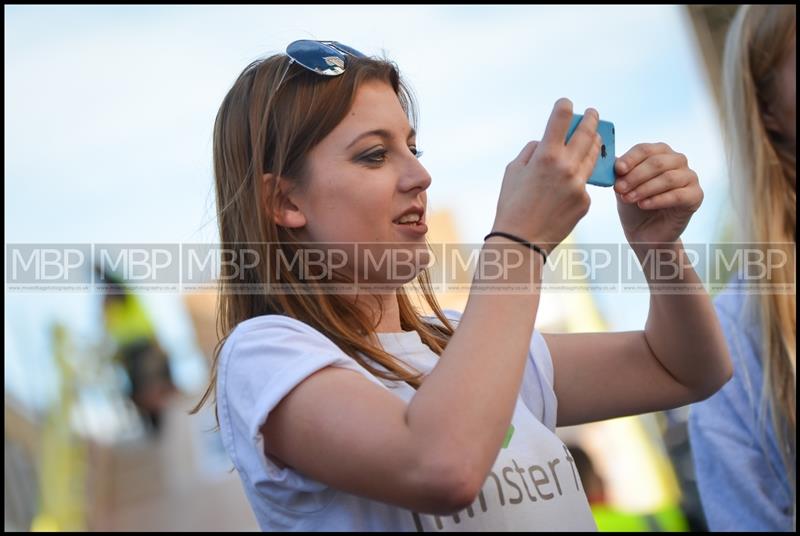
346, 127, 416, 150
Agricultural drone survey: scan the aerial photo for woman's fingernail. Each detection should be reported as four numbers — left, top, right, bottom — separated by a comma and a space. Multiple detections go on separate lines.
626, 191, 637, 201
617, 161, 627, 174
617, 180, 628, 192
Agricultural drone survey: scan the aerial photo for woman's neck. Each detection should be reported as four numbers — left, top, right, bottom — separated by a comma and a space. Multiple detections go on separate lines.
368, 291, 403, 333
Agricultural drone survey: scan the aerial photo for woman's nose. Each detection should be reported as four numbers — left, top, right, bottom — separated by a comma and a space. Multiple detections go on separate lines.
399, 157, 432, 193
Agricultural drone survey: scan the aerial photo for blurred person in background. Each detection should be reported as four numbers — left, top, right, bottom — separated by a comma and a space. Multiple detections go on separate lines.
192, 40, 731, 531
99, 266, 176, 436
568, 444, 688, 532
688, 4, 796, 532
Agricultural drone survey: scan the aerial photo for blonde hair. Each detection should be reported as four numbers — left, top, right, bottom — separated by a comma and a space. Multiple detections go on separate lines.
191, 52, 455, 421
722, 4, 796, 483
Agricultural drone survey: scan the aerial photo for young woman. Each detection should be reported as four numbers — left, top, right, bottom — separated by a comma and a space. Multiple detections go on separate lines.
689, 5, 796, 531
193, 40, 731, 531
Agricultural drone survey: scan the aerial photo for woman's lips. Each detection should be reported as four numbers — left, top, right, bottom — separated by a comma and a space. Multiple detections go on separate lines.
393, 221, 428, 237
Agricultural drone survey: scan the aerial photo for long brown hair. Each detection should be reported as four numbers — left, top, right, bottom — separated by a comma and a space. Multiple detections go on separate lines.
722, 4, 796, 482
190, 52, 455, 421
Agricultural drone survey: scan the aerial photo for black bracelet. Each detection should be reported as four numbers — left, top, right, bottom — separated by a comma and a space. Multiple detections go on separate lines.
484, 231, 548, 263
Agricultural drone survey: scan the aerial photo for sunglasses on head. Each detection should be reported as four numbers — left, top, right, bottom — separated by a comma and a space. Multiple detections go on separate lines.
285, 39, 366, 76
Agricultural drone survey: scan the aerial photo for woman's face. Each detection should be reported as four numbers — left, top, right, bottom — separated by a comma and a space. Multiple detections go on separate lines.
281, 80, 433, 287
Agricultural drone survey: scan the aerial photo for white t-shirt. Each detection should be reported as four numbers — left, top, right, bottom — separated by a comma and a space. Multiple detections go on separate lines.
217, 311, 597, 531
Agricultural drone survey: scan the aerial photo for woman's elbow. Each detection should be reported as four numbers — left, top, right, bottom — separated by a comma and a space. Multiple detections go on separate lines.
713, 348, 735, 392
435, 472, 482, 516
693, 353, 734, 402
415, 455, 483, 516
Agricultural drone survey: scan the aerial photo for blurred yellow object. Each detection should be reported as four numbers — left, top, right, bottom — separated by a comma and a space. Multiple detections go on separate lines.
30, 514, 60, 532
30, 324, 88, 531
104, 294, 157, 347
592, 504, 688, 532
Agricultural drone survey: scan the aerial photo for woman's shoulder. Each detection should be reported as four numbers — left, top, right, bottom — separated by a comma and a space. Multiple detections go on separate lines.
707, 287, 765, 413
230, 313, 324, 337
713, 286, 762, 352
713, 285, 754, 321
221, 314, 343, 362
228, 314, 334, 339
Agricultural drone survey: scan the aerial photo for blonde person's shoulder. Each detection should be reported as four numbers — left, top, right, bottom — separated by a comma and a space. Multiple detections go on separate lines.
423, 309, 463, 329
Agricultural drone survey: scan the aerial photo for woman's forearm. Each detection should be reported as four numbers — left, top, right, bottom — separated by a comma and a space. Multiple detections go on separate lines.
636, 240, 733, 397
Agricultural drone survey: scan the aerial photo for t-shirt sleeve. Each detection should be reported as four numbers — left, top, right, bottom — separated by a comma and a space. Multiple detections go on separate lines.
522, 330, 558, 431
435, 309, 557, 431
216, 315, 387, 500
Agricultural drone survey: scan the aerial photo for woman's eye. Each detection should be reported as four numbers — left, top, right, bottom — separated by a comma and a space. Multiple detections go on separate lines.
362, 151, 387, 164
361, 147, 424, 166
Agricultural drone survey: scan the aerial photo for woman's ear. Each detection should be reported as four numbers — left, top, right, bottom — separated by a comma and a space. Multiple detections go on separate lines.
263, 173, 307, 229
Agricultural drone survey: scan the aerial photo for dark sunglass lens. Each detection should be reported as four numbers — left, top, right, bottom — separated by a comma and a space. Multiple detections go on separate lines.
329, 42, 366, 58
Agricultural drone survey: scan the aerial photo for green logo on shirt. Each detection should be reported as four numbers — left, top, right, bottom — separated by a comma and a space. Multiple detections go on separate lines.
502, 425, 515, 448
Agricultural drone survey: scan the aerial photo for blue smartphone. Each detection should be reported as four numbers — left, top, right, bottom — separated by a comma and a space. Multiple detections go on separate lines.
565, 113, 616, 187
